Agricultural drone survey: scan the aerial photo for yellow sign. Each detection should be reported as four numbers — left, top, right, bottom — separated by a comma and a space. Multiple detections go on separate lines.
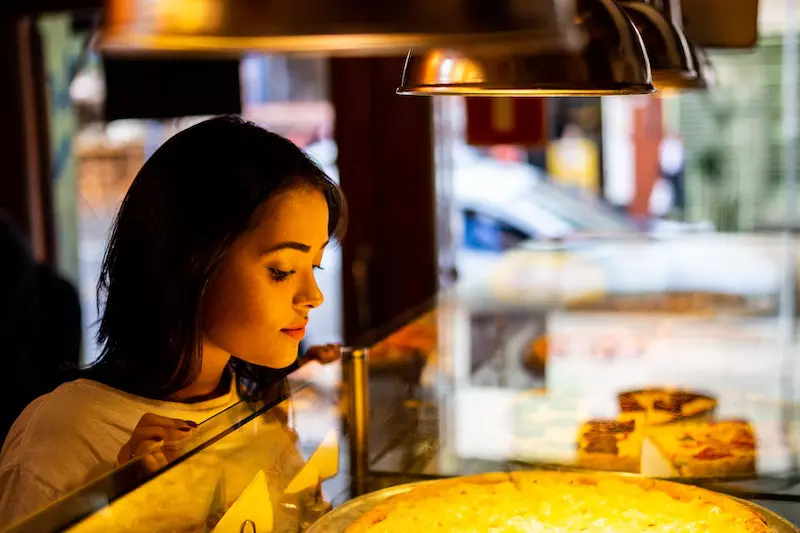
546, 132, 600, 194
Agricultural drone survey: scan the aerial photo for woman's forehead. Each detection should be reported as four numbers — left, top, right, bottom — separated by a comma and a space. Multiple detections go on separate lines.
247, 187, 330, 248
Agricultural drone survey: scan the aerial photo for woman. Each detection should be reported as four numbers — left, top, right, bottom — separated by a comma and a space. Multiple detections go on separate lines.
0, 116, 346, 527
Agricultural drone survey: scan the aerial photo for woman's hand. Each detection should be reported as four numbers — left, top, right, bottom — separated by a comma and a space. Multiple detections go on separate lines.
118, 414, 197, 472
303, 343, 342, 365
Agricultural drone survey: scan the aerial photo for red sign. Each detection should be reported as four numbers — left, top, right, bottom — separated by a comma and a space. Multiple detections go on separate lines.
465, 97, 548, 147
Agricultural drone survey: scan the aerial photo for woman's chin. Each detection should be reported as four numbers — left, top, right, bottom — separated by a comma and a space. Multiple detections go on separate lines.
274, 352, 300, 370
244, 349, 299, 370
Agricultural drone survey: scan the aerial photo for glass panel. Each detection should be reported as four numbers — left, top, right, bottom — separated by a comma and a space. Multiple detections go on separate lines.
3, 374, 345, 533
360, 236, 800, 504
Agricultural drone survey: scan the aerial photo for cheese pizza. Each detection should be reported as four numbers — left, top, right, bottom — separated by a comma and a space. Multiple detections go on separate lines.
619, 389, 717, 426
345, 471, 768, 533
642, 420, 757, 478
577, 415, 644, 473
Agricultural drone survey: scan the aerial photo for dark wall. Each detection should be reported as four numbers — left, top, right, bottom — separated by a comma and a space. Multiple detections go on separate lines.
330, 57, 438, 344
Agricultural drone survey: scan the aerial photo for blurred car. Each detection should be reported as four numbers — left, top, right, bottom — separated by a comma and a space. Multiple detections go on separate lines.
445, 146, 789, 312
449, 144, 715, 289
452, 143, 711, 252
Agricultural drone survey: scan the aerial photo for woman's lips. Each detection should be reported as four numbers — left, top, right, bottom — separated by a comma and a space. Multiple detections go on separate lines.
280, 327, 306, 341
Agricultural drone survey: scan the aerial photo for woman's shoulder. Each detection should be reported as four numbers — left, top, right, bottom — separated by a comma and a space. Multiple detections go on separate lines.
6, 379, 140, 434
0, 380, 142, 488
5, 381, 92, 442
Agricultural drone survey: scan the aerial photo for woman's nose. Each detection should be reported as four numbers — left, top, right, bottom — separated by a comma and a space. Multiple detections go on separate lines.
296, 271, 324, 309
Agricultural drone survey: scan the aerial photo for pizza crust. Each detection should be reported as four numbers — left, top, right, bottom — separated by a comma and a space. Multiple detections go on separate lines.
346, 471, 769, 533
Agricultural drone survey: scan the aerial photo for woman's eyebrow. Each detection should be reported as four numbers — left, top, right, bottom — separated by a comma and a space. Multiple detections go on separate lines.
262, 240, 329, 254
263, 241, 311, 254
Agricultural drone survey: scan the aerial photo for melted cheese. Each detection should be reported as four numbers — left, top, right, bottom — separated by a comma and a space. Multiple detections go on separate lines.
362, 478, 755, 532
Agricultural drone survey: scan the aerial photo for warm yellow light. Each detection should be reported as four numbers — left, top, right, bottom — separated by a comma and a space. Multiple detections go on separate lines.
155, 0, 222, 34
399, 86, 651, 96
100, 0, 585, 56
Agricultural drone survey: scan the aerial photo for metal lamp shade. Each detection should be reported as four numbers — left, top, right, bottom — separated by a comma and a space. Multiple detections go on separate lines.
397, 0, 654, 96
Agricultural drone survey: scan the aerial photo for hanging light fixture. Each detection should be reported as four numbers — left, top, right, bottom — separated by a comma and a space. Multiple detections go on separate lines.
397, 0, 654, 96
616, 0, 697, 90
657, 43, 716, 94
100, 0, 583, 56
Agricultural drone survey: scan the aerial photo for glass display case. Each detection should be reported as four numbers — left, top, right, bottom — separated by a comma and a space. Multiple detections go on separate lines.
7, 234, 800, 531
1, 376, 347, 533
354, 234, 800, 527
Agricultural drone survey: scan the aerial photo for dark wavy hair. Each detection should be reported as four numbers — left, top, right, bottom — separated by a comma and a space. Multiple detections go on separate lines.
85, 116, 346, 401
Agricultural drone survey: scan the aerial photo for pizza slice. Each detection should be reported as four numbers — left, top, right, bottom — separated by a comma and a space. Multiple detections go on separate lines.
642, 420, 756, 478
577, 414, 644, 473
619, 388, 717, 426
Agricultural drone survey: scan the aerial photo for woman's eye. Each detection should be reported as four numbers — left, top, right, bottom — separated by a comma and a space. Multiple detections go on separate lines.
268, 268, 296, 282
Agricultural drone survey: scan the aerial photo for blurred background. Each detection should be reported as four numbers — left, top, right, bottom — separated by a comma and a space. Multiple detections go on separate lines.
12, 0, 792, 365
0, 0, 795, 428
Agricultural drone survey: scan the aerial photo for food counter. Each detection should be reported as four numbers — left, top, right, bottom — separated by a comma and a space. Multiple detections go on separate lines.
1, 377, 347, 533
7, 237, 800, 531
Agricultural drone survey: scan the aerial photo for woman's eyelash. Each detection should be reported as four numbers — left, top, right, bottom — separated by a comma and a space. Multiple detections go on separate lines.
269, 268, 296, 282
313, 265, 324, 271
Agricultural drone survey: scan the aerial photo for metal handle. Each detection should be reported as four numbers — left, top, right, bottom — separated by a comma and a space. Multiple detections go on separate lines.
282, 489, 335, 533
341, 348, 370, 497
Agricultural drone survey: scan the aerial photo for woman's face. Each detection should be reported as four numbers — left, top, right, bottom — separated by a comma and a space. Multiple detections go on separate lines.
203, 185, 329, 369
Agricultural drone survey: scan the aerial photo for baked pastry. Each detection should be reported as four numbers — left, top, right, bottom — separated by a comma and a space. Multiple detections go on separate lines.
576, 414, 644, 473
642, 420, 757, 478
619, 389, 717, 425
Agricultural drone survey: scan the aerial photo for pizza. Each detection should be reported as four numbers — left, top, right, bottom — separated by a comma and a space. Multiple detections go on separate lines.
345, 471, 768, 532
566, 292, 749, 314
579, 388, 751, 478
619, 389, 717, 426
576, 414, 644, 473
642, 420, 757, 478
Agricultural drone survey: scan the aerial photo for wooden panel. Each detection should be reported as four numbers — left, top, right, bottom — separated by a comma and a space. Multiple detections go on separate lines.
2, 0, 101, 15
0, 17, 31, 236
0, 16, 54, 263
330, 57, 437, 344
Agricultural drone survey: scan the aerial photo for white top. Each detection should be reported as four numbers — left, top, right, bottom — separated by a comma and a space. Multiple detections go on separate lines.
659, 136, 685, 175
0, 379, 239, 529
